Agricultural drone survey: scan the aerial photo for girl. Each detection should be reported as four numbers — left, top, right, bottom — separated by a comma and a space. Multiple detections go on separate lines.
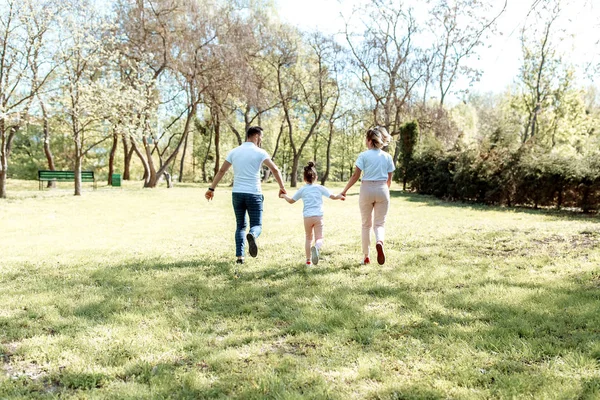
280, 162, 345, 266
340, 126, 395, 265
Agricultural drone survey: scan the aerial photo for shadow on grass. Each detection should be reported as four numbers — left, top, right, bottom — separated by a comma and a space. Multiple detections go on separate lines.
390, 189, 600, 223
2, 256, 600, 398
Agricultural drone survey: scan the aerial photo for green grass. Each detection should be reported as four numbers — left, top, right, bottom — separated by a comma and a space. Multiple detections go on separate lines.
1, 179, 600, 399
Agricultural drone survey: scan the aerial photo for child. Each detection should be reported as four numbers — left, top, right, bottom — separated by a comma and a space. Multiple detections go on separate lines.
280, 161, 345, 266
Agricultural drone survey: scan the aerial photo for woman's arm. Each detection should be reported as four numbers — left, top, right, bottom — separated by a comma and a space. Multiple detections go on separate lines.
387, 172, 393, 188
341, 166, 362, 196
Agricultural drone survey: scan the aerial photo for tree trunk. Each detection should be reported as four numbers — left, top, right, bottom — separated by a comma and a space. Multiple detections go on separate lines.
290, 155, 300, 187
74, 138, 82, 196
321, 124, 333, 186
0, 119, 8, 199
201, 126, 213, 183
130, 137, 150, 185
122, 135, 134, 180
143, 135, 157, 188
146, 101, 198, 188
264, 120, 285, 183
108, 131, 118, 186
213, 110, 220, 180
41, 101, 56, 188
178, 128, 189, 183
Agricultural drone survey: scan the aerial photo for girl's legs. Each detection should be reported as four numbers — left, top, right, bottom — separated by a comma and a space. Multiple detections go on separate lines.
313, 216, 324, 250
304, 217, 315, 261
304, 216, 324, 263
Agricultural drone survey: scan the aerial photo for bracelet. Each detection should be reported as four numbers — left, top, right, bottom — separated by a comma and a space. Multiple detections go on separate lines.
208, 187, 215, 192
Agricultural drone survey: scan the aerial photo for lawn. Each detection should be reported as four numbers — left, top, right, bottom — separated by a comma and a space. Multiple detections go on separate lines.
1, 179, 600, 399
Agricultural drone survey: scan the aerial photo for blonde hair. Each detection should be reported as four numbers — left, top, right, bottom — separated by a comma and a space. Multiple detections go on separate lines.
366, 126, 392, 149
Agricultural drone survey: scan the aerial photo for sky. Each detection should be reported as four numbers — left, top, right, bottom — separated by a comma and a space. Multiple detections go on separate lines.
274, 0, 599, 96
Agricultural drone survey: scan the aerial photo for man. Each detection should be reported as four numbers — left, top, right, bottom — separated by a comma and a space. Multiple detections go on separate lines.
205, 126, 287, 264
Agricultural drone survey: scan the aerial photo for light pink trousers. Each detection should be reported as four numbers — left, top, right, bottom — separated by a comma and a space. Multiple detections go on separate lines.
359, 181, 390, 256
304, 216, 324, 259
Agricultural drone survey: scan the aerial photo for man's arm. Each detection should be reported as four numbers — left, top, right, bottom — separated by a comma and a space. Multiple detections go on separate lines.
263, 158, 287, 196
205, 161, 232, 201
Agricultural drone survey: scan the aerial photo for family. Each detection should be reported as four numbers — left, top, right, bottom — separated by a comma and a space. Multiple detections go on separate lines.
205, 126, 395, 267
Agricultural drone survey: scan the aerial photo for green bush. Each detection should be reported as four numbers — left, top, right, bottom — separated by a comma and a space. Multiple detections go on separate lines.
406, 143, 600, 212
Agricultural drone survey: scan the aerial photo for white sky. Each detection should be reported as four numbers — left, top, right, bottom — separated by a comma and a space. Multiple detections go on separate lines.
274, 0, 599, 95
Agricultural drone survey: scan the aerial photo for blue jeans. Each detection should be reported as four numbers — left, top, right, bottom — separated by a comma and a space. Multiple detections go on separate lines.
232, 193, 264, 257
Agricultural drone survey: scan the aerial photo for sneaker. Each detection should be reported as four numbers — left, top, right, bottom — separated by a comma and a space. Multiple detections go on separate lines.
236, 259, 244, 264
361, 257, 370, 265
246, 233, 258, 257
376, 241, 385, 265
311, 246, 319, 266
306, 260, 312, 266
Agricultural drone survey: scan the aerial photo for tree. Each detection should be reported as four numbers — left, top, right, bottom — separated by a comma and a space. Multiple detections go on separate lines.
0, 0, 54, 198
399, 120, 419, 190
344, 0, 423, 138
54, 0, 114, 196
428, 0, 506, 107
518, 0, 569, 144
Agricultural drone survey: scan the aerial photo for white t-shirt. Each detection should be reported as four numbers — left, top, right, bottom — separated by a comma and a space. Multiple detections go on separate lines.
292, 184, 332, 217
225, 142, 270, 194
355, 149, 395, 181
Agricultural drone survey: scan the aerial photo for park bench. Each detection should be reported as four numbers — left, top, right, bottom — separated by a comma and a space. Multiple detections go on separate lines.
38, 170, 96, 190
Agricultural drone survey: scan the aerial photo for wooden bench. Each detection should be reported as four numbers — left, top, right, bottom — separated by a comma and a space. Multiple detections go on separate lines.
38, 170, 96, 190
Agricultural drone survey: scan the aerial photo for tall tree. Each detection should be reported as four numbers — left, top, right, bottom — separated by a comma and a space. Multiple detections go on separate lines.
0, 0, 54, 198
518, 0, 569, 144
428, 0, 506, 106
344, 0, 423, 138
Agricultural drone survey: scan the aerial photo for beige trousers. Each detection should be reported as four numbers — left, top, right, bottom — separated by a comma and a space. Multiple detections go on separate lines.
359, 181, 390, 256
304, 216, 324, 259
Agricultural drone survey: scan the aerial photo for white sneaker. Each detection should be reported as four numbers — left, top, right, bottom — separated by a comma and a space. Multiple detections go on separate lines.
311, 246, 319, 265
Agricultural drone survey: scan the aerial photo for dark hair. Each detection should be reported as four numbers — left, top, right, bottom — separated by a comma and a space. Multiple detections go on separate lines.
303, 161, 317, 184
246, 126, 263, 139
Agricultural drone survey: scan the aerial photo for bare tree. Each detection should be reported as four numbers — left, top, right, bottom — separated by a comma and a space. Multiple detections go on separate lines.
428, 0, 507, 106
344, 0, 423, 140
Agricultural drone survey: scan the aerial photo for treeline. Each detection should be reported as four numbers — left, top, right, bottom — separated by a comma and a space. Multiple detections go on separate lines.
406, 134, 600, 212
1, 0, 599, 209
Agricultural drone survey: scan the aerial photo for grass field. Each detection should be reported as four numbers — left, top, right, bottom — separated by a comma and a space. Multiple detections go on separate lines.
1, 179, 600, 399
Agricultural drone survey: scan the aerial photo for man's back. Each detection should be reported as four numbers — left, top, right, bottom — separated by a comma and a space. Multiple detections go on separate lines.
226, 142, 269, 194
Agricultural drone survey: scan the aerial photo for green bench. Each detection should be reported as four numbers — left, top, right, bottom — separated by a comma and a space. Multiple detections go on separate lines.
38, 170, 96, 190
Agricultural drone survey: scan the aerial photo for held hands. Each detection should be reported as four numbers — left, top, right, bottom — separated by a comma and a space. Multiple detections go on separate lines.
278, 187, 287, 198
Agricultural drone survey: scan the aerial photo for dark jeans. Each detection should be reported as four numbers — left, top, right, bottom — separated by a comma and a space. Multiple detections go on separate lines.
232, 192, 264, 257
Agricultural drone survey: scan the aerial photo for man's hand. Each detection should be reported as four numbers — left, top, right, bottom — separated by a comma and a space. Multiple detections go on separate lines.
278, 187, 287, 197
205, 190, 214, 201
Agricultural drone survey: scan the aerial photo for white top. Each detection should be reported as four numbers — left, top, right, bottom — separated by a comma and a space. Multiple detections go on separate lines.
225, 142, 270, 194
355, 149, 395, 181
292, 184, 332, 217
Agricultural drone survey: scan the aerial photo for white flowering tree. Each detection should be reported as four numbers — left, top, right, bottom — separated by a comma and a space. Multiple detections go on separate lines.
53, 0, 123, 195
0, 0, 54, 198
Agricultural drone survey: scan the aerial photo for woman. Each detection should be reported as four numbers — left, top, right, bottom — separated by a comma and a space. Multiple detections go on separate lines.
341, 126, 395, 265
